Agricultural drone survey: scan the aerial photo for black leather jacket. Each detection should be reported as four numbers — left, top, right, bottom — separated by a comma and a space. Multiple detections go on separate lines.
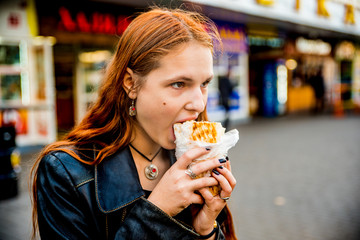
37, 146, 226, 239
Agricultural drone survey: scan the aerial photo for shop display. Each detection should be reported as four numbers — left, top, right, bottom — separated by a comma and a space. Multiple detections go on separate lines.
1, 75, 22, 101
76, 50, 111, 122
0, 38, 56, 146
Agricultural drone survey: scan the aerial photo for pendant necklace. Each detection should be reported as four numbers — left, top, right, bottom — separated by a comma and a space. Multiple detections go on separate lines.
129, 144, 162, 180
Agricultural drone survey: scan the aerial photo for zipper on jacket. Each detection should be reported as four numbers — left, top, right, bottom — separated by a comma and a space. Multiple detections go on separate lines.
121, 208, 127, 223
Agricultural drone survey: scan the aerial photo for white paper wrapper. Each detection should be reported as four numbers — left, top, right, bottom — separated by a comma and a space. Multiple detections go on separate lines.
174, 124, 239, 196
175, 128, 239, 161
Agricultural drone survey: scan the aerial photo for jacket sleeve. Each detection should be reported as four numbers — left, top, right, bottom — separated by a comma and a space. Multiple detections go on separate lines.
37, 153, 100, 240
115, 197, 226, 240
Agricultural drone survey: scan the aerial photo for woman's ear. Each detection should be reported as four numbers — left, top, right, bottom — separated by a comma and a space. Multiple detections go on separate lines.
123, 68, 137, 99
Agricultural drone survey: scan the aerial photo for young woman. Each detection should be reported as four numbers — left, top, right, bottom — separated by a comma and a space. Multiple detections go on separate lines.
30, 7, 237, 240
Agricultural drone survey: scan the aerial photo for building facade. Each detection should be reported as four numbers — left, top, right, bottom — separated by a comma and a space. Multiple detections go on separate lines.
186, 0, 360, 117
2, 0, 360, 146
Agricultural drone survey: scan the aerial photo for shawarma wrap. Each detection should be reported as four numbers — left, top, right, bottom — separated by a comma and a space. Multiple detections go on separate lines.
174, 120, 239, 196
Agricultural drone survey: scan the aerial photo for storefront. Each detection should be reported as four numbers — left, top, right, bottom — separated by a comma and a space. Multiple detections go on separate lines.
35, 0, 134, 132
248, 32, 337, 116
334, 40, 357, 111
185, 0, 360, 117
246, 29, 286, 117
285, 37, 337, 114
207, 20, 249, 123
36, 0, 250, 129
0, 0, 57, 146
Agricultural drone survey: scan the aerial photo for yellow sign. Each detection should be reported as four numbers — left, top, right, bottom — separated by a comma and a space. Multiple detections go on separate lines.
345, 4, 355, 24
318, 0, 330, 17
256, 0, 274, 6
325, 0, 359, 24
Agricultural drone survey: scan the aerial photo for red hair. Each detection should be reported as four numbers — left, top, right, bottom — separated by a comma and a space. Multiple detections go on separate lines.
30, 7, 236, 239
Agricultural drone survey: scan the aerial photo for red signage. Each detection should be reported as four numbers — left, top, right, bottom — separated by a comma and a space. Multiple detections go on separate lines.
58, 7, 130, 35
8, 12, 20, 28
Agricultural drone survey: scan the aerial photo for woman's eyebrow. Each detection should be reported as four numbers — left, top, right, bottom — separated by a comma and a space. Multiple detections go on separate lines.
167, 75, 214, 82
165, 75, 193, 82
206, 75, 214, 81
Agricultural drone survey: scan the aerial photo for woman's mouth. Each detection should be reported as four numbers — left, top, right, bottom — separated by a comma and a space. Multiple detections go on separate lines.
171, 126, 176, 142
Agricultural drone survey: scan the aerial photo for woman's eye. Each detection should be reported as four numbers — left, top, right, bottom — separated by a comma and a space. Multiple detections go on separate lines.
201, 80, 210, 88
171, 82, 185, 89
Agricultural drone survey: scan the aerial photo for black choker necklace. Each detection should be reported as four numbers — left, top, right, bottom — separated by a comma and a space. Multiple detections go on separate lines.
129, 144, 162, 180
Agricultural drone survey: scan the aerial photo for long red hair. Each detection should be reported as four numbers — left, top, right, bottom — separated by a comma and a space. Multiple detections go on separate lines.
30, 7, 236, 239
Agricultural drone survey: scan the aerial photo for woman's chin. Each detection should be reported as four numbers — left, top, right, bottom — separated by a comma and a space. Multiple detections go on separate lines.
163, 141, 176, 150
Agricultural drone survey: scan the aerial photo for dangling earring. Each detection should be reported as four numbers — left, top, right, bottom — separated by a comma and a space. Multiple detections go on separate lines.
129, 99, 136, 116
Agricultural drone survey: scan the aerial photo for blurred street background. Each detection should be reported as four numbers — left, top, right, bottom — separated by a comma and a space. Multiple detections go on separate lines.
1, 0, 360, 239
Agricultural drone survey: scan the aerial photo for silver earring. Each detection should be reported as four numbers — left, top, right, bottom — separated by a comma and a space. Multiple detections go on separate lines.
129, 99, 136, 116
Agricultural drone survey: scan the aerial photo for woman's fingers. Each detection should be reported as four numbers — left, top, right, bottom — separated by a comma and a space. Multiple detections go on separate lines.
175, 147, 210, 169
216, 166, 236, 189
212, 167, 236, 198
225, 156, 231, 171
197, 187, 214, 202
191, 176, 218, 190
185, 157, 225, 178
191, 192, 205, 205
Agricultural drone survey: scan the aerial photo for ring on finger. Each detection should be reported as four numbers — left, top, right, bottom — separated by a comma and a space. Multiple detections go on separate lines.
219, 193, 230, 201
185, 166, 196, 179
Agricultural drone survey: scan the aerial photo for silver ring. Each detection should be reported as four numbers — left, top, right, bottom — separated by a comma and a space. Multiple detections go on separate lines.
220, 194, 230, 201
185, 166, 196, 179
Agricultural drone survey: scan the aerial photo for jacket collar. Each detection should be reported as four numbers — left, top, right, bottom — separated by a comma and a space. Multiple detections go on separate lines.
95, 146, 177, 213
95, 146, 143, 213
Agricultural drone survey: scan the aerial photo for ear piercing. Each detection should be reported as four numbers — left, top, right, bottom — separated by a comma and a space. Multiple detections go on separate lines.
129, 99, 136, 116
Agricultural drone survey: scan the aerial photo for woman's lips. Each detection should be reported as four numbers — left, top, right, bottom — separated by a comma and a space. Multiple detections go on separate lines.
171, 127, 176, 142
175, 117, 197, 124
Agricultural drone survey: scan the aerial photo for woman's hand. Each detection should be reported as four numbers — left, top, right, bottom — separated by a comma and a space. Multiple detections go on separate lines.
192, 159, 236, 236
148, 147, 236, 237
147, 147, 223, 217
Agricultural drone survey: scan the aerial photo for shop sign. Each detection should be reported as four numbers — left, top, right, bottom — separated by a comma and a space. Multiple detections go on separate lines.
0, 0, 37, 37
58, 7, 130, 35
318, 0, 359, 24
256, 0, 275, 6
218, 25, 247, 54
248, 36, 284, 48
187, 0, 360, 36
296, 37, 331, 55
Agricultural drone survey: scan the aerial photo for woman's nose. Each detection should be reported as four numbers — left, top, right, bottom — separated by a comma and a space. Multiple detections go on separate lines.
184, 88, 206, 113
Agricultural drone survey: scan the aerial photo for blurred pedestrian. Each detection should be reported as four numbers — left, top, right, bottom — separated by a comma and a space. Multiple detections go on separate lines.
30, 7, 237, 240
218, 68, 234, 128
309, 67, 325, 114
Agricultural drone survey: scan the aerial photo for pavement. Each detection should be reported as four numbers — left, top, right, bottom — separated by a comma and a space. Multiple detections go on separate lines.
1, 113, 359, 240
0, 147, 41, 240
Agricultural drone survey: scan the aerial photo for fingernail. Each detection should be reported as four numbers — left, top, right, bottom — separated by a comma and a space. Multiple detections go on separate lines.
212, 169, 220, 175
226, 156, 229, 161
205, 147, 211, 151
218, 166, 223, 169
219, 158, 226, 163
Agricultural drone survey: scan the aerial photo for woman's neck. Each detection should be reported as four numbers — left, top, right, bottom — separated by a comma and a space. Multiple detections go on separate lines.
130, 125, 170, 191
131, 126, 160, 157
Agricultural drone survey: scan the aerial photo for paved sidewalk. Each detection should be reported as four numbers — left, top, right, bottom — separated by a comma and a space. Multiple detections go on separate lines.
227, 114, 360, 240
0, 149, 41, 240
1, 114, 359, 240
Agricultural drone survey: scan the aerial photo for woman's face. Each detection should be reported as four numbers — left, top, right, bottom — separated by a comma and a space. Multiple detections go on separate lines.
133, 41, 213, 150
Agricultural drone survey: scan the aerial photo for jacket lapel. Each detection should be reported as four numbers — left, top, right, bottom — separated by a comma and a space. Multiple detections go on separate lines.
95, 147, 144, 213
